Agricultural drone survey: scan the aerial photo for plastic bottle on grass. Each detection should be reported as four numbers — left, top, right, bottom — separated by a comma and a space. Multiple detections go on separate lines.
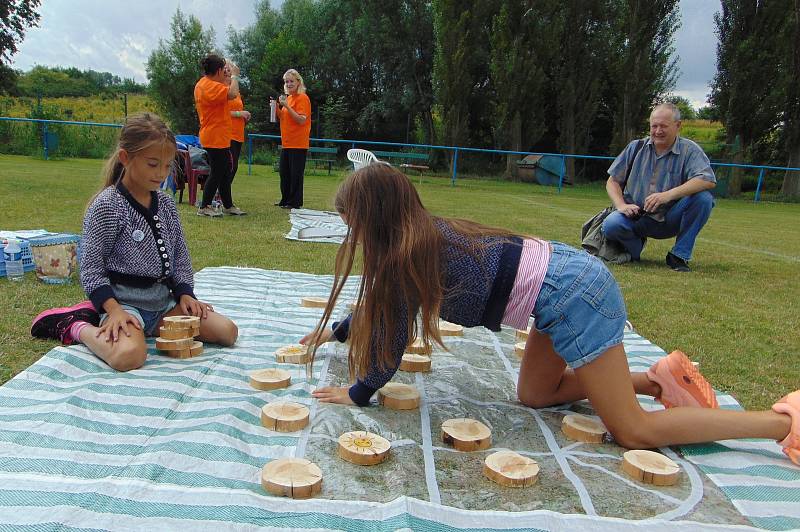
3, 239, 24, 281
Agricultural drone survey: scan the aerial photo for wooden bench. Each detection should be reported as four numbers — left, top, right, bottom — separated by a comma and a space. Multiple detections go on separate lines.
371, 150, 430, 178
275, 146, 338, 175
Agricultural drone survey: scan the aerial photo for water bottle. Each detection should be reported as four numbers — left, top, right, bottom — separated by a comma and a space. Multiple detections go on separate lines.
3, 239, 24, 281
270, 99, 277, 123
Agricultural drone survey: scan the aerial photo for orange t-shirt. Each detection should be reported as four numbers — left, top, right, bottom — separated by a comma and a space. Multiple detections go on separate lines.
194, 76, 231, 149
279, 93, 311, 149
228, 95, 245, 143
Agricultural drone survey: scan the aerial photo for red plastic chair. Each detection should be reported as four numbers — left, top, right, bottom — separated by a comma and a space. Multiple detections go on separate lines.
176, 148, 209, 206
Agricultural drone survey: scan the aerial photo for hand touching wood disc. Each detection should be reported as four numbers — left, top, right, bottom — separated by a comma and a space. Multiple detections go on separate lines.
483, 450, 539, 487
561, 414, 609, 444
261, 457, 322, 498
377, 382, 420, 410
622, 450, 680, 486
249, 368, 291, 391
261, 402, 310, 432
337, 431, 391, 465
441, 418, 492, 451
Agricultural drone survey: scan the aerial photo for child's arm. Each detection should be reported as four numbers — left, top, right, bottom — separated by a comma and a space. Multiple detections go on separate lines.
80, 193, 121, 313
165, 196, 196, 303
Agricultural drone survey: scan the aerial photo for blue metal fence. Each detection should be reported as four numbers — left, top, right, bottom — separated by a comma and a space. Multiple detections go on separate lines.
3, 116, 799, 203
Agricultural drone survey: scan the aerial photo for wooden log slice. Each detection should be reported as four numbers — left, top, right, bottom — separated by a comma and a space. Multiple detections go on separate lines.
300, 296, 328, 308
261, 402, 310, 432
377, 382, 420, 410
441, 418, 492, 451
406, 338, 432, 355
261, 457, 322, 499
514, 341, 526, 359
622, 450, 680, 486
516, 328, 530, 342
275, 344, 311, 364
561, 414, 609, 444
162, 348, 191, 359
158, 325, 200, 340
399, 353, 431, 372
483, 450, 539, 487
162, 315, 200, 330
249, 368, 291, 391
189, 341, 203, 356
438, 320, 464, 336
155, 336, 194, 350
337, 431, 391, 465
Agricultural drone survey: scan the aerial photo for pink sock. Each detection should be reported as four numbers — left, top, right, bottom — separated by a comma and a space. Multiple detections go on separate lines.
69, 321, 90, 344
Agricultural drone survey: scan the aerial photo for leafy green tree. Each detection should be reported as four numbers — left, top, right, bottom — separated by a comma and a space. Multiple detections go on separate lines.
666, 95, 697, 120
0, 0, 40, 64
781, 1, 800, 197
146, 9, 215, 134
697, 105, 720, 121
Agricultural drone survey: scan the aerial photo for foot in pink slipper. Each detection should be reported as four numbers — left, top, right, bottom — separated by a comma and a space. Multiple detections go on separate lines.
647, 350, 719, 409
772, 391, 800, 465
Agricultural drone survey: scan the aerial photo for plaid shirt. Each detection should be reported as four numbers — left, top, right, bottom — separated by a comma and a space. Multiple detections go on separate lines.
608, 136, 715, 221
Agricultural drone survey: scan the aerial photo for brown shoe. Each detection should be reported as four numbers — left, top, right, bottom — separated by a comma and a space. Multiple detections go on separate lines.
223, 206, 247, 216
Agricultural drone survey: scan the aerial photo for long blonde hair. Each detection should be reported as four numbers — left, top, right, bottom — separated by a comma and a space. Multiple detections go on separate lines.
307, 164, 516, 382
283, 69, 307, 94
97, 113, 176, 193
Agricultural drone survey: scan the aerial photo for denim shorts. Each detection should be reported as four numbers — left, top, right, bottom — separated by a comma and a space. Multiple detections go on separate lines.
100, 302, 176, 336
532, 242, 627, 369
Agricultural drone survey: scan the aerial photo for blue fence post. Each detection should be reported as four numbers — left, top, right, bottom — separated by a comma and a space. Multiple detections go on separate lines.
754, 168, 765, 203
247, 136, 253, 175
451, 148, 459, 186
42, 123, 48, 160
557, 155, 566, 193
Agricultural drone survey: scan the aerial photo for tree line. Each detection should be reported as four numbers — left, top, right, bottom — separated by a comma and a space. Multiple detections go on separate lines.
2, 66, 146, 98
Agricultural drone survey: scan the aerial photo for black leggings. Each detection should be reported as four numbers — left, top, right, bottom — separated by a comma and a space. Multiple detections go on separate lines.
201, 147, 233, 209
279, 148, 307, 208
230, 140, 242, 183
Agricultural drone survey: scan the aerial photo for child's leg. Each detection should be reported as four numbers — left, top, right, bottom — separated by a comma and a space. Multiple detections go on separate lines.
517, 329, 659, 408
575, 345, 791, 449
78, 324, 148, 372
160, 305, 238, 346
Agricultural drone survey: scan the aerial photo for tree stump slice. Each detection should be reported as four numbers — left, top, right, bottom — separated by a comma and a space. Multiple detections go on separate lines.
561, 414, 609, 443
249, 368, 291, 391
622, 450, 680, 486
516, 328, 530, 342
399, 353, 431, 372
438, 320, 464, 336
162, 341, 204, 359
261, 402, 310, 432
377, 382, 420, 410
155, 336, 194, 350
162, 315, 200, 330
158, 325, 199, 340
300, 296, 328, 308
441, 418, 492, 451
514, 341, 526, 359
261, 457, 322, 499
483, 450, 539, 487
189, 341, 203, 356
275, 344, 311, 364
406, 338, 432, 355
337, 431, 391, 465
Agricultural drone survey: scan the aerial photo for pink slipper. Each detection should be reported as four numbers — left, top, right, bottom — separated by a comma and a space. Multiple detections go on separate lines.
772, 391, 800, 465
647, 350, 719, 409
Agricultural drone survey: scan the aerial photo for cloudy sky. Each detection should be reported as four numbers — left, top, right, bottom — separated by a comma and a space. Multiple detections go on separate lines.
12, 0, 719, 108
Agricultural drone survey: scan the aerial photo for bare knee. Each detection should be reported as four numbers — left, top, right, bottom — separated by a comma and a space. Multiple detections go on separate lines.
517, 387, 558, 409
217, 319, 238, 346
106, 344, 147, 372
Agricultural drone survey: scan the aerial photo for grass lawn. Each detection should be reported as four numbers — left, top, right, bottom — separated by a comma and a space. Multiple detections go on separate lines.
1, 153, 797, 410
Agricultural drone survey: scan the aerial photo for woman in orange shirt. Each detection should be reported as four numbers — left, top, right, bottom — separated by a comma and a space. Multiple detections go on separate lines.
193, 53, 245, 217
272, 69, 311, 209
227, 81, 251, 186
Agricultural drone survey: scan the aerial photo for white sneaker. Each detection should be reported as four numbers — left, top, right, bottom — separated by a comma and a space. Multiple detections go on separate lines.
223, 206, 247, 216
197, 206, 222, 217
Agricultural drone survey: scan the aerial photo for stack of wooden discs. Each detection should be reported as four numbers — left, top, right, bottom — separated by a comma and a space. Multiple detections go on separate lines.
249, 368, 292, 391
155, 316, 202, 359
406, 338, 432, 355
261, 401, 310, 432
300, 296, 328, 308
261, 457, 322, 499
483, 450, 539, 487
441, 418, 492, 451
399, 353, 431, 372
621, 450, 680, 486
438, 320, 464, 337
377, 382, 420, 410
275, 344, 311, 364
561, 414, 609, 443
337, 431, 391, 465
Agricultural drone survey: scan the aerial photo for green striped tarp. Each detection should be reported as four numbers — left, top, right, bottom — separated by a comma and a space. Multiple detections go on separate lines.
0, 267, 795, 531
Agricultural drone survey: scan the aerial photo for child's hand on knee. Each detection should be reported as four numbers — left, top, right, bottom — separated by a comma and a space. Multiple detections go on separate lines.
179, 295, 213, 319
97, 309, 140, 343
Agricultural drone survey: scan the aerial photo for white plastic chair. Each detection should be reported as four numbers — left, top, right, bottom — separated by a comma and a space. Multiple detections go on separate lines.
347, 148, 378, 171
